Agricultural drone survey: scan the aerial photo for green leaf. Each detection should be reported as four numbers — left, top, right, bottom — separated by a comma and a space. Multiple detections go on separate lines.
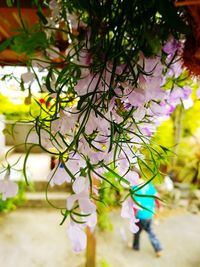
10, 31, 48, 55
6, 0, 14, 7
156, 0, 190, 34
37, 7, 48, 25
162, 77, 174, 90
0, 38, 12, 52
23, 144, 39, 185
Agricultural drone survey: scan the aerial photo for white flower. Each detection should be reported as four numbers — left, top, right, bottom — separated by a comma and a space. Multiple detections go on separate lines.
72, 176, 88, 194
121, 171, 139, 188
121, 197, 139, 234
47, 163, 71, 187
0, 179, 18, 200
67, 223, 87, 252
67, 177, 96, 214
21, 71, 35, 83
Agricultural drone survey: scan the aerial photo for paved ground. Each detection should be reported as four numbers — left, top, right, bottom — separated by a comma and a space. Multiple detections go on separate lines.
0, 208, 200, 267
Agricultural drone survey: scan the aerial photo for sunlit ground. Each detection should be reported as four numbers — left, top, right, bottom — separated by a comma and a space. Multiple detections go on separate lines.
0, 207, 200, 267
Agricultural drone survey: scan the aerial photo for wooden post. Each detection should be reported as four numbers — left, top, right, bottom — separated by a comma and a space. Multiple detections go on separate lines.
172, 105, 184, 169
86, 227, 96, 267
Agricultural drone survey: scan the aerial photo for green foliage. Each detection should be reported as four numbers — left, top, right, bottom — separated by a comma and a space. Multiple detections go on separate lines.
6, 0, 14, 7
97, 210, 113, 232
63, 0, 189, 57
182, 100, 200, 137
99, 258, 112, 267
97, 170, 123, 231
0, 181, 27, 213
154, 119, 174, 150
156, 0, 189, 34
10, 31, 48, 55
152, 96, 200, 185
162, 70, 193, 91
0, 29, 48, 56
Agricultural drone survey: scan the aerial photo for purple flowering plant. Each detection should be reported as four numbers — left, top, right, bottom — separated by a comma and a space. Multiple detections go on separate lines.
0, 0, 198, 251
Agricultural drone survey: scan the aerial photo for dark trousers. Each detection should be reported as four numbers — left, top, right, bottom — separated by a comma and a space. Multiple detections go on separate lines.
133, 219, 162, 252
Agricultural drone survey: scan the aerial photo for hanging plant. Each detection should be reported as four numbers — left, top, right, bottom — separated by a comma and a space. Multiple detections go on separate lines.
0, 0, 197, 251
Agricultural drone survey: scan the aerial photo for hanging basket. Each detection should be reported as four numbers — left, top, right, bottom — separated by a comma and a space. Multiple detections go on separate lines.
176, 1, 200, 75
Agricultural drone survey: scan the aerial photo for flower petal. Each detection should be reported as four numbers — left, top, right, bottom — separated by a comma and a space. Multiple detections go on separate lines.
79, 197, 96, 213
67, 224, 87, 252
129, 220, 139, 233
0, 180, 18, 200
66, 194, 78, 210
72, 177, 87, 194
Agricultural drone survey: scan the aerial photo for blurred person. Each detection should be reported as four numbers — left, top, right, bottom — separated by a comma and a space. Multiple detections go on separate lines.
131, 179, 163, 257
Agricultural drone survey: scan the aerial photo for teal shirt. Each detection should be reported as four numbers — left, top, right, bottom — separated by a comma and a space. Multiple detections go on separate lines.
133, 182, 157, 220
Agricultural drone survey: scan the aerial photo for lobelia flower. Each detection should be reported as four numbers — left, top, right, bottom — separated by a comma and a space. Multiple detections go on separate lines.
142, 56, 163, 77
66, 153, 86, 174
168, 86, 186, 106
167, 60, 183, 78
67, 210, 97, 252
79, 137, 109, 165
49, 0, 60, 19
117, 146, 141, 173
149, 102, 171, 117
67, 176, 96, 214
47, 162, 72, 186
121, 197, 137, 219
51, 109, 78, 136
182, 86, 192, 99
121, 197, 139, 233
67, 222, 87, 252
139, 122, 157, 138
83, 211, 97, 228
163, 37, 182, 57
74, 70, 99, 96
196, 87, 200, 99
163, 39, 177, 55
121, 171, 140, 188
21, 71, 35, 83
66, 176, 98, 251
117, 157, 130, 176
133, 107, 146, 122
0, 170, 18, 200
182, 97, 194, 110
127, 88, 147, 107
138, 73, 165, 103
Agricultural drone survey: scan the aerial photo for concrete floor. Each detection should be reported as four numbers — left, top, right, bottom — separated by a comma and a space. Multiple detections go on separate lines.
0, 209, 200, 267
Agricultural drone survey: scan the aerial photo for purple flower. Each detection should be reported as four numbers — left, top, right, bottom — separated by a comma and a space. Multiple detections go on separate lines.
196, 87, 200, 99
182, 86, 192, 99
121, 197, 139, 234
0, 179, 18, 200
163, 38, 181, 56
67, 177, 96, 214
121, 171, 139, 188
67, 223, 87, 252
47, 162, 72, 186
127, 88, 147, 107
